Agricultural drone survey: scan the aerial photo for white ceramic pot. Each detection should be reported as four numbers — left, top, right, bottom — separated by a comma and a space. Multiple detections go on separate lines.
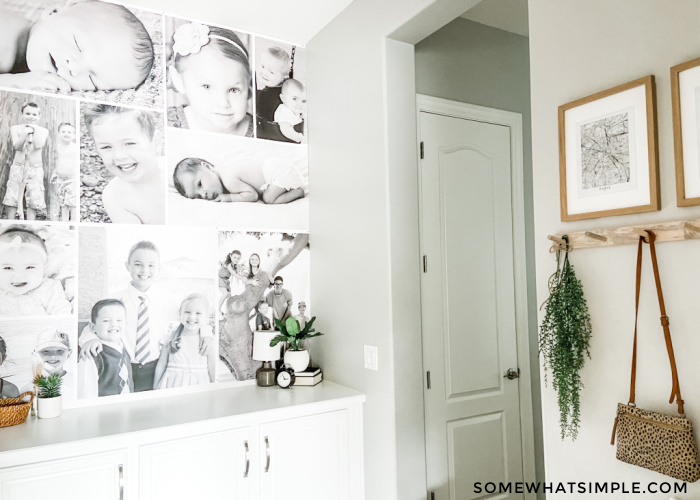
37, 396, 62, 419
284, 349, 310, 372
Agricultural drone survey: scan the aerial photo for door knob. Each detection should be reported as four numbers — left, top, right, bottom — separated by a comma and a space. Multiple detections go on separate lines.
504, 368, 520, 380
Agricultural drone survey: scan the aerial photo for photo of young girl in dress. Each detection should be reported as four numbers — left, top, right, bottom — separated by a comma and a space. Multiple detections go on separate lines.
166, 17, 253, 137
0, 318, 76, 404
167, 128, 308, 231
77, 224, 216, 401
80, 103, 165, 224
0, 223, 75, 317
0, 0, 164, 109
254, 37, 306, 144
0, 90, 78, 222
217, 230, 309, 382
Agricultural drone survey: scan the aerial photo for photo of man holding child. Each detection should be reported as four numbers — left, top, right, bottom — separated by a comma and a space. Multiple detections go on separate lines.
0, 0, 164, 109
77, 225, 216, 399
167, 128, 308, 230
0, 90, 78, 222
80, 103, 165, 225
0, 318, 76, 404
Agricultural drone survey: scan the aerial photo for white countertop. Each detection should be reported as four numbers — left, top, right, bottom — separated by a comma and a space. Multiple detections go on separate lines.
0, 382, 365, 454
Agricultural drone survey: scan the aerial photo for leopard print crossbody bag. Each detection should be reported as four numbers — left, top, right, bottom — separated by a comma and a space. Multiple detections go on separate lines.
611, 231, 700, 482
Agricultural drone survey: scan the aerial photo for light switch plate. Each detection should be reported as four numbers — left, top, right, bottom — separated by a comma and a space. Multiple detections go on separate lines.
364, 345, 378, 371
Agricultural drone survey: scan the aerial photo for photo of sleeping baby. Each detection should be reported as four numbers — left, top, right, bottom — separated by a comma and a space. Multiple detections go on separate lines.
165, 16, 253, 138
77, 225, 216, 400
167, 128, 308, 230
0, 223, 75, 317
0, 0, 164, 109
0, 318, 76, 404
0, 90, 78, 222
255, 37, 306, 144
80, 103, 165, 225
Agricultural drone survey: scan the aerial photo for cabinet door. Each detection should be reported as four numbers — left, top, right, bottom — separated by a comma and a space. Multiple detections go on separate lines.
260, 410, 348, 500
139, 427, 251, 500
0, 450, 126, 500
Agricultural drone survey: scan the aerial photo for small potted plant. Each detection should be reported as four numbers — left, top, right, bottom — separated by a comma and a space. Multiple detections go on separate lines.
271, 317, 323, 372
33, 373, 63, 419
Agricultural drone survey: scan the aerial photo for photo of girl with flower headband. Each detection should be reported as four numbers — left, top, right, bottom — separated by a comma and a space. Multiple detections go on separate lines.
165, 17, 254, 137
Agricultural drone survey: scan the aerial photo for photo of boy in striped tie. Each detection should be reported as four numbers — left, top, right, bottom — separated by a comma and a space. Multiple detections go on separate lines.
79, 241, 213, 392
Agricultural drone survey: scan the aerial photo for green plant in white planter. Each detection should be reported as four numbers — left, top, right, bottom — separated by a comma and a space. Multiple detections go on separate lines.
271, 317, 323, 372
33, 373, 63, 419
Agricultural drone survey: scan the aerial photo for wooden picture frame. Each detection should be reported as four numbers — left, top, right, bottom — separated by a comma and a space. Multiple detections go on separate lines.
671, 57, 700, 206
558, 75, 659, 222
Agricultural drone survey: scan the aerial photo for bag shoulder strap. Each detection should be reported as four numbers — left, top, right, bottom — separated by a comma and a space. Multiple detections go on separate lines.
628, 231, 685, 414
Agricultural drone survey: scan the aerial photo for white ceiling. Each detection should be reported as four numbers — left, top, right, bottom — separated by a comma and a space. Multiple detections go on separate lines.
460, 0, 529, 37
127, 0, 355, 45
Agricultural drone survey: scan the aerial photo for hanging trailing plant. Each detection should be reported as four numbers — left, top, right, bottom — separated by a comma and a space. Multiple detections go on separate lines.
539, 236, 592, 440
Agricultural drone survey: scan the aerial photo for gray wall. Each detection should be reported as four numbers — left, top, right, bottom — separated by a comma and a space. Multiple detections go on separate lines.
415, 17, 544, 490
530, 1, 700, 497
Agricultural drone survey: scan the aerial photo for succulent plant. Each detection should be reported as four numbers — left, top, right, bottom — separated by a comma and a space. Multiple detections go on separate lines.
33, 373, 63, 399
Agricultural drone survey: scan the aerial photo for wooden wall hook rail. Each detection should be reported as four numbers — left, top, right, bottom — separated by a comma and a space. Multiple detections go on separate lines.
547, 218, 700, 250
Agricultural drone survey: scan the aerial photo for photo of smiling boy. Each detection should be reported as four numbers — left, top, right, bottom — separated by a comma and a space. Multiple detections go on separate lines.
33, 328, 75, 400
78, 299, 134, 398
82, 104, 165, 225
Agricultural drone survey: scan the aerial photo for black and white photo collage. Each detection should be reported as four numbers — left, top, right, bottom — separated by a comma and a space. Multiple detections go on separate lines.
0, 0, 310, 406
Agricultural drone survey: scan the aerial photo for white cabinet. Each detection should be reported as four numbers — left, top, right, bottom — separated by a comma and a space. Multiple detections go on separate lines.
0, 383, 365, 500
260, 411, 348, 500
0, 449, 126, 500
139, 427, 251, 500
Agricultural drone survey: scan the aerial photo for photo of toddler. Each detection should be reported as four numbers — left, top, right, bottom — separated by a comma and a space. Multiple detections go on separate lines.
166, 18, 253, 137
33, 327, 75, 400
0, 0, 164, 109
153, 293, 216, 389
78, 299, 134, 398
0, 225, 73, 317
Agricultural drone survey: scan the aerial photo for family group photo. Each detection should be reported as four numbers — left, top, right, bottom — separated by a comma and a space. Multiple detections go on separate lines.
77, 224, 216, 399
217, 230, 309, 382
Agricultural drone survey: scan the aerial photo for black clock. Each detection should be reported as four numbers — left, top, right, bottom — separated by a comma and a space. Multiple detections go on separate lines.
276, 366, 296, 389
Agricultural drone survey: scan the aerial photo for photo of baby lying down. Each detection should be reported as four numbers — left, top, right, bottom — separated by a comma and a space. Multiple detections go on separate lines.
167, 128, 308, 231
0, 0, 164, 109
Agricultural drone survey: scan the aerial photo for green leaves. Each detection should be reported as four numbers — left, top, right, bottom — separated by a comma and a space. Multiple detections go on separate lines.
539, 255, 592, 440
269, 316, 324, 351
33, 373, 63, 399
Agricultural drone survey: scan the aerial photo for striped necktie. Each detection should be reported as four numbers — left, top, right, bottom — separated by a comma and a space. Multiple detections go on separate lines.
135, 295, 151, 364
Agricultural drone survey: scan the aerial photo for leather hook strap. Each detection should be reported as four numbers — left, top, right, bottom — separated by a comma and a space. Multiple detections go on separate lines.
628, 231, 685, 415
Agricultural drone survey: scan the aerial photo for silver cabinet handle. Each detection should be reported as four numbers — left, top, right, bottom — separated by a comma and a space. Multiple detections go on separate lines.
243, 440, 250, 478
118, 464, 124, 500
264, 436, 270, 473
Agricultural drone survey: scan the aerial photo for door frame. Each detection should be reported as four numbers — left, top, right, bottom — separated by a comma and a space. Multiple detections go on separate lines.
416, 93, 537, 495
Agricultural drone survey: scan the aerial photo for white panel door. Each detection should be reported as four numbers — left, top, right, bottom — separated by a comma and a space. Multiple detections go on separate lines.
260, 410, 348, 500
0, 449, 126, 500
139, 427, 251, 500
420, 110, 524, 499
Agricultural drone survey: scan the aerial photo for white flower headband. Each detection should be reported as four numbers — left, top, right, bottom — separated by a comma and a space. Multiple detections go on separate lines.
172, 22, 247, 59
0, 236, 47, 259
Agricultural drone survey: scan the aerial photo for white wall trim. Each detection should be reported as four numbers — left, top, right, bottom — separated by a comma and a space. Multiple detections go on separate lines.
415, 93, 537, 497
